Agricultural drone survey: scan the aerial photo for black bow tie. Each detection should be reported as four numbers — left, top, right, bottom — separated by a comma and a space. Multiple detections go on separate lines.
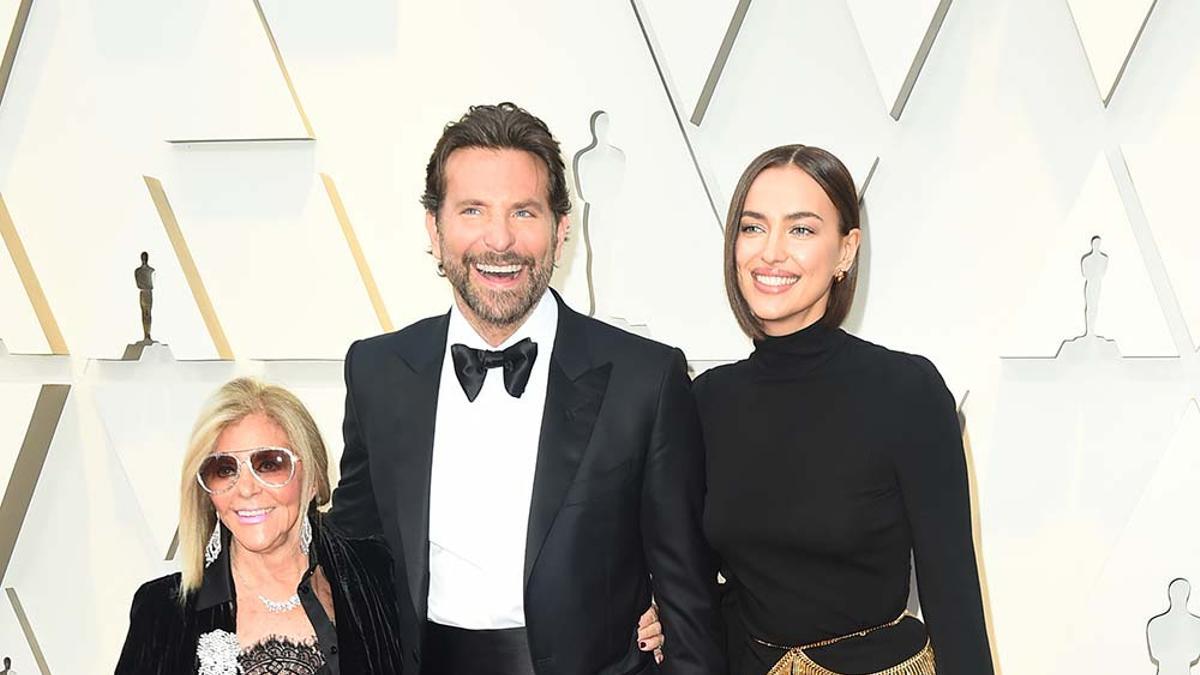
450, 338, 539, 402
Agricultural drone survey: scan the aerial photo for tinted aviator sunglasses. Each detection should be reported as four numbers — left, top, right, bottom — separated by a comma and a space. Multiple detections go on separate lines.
196, 446, 301, 495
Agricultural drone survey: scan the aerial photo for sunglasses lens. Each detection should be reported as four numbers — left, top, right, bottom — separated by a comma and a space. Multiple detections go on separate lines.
198, 455, 239, 493
250, 448, 294, 486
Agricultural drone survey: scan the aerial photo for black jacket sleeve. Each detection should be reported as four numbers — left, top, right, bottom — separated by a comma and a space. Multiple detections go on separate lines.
641, 349, 726, 674
328, 340, 385, 538
113, 576, 189, 675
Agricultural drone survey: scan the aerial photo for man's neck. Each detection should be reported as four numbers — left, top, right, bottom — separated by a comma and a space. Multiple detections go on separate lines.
454, 294, 543, 348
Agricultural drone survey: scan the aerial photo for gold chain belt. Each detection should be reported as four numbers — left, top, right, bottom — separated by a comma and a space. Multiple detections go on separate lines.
753, 611, 936, 675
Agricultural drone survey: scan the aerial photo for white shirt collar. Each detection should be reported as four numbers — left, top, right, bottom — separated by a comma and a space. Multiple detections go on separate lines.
445, 290, 559, 353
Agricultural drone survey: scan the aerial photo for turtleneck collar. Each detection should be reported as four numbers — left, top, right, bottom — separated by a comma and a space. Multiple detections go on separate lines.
750, 319, 847, 376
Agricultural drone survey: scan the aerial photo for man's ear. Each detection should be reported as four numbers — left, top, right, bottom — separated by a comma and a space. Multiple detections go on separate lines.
425, 211, 442, 260
553, 214, 570, 263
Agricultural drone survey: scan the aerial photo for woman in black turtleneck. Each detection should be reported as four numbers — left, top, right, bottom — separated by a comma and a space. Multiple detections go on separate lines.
695, 145, 993, 674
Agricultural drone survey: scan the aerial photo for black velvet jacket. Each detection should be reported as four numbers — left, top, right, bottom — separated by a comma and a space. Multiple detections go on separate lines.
114, 513, 405, 674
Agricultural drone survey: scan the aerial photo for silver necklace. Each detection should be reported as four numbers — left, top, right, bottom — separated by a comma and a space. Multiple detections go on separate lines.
257, 592, 301, 613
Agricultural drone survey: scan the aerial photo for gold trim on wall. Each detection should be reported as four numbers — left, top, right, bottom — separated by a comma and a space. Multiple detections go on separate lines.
143, 176, 235, 360
6, 587, 52, 674
0, 384, 69, 585
0, 194, 68, 355
0, 0, 32, 112
252, 0, 315, 139
321, 174, 394, 333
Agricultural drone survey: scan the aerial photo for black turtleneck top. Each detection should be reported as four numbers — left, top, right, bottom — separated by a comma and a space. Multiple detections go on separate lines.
696, 322, 993, 674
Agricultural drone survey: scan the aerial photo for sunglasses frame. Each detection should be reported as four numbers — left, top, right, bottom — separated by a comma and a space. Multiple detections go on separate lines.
196, 446, 302, 495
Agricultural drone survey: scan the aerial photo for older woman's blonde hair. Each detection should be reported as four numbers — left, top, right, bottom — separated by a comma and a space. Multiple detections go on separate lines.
177, 377, 332, 599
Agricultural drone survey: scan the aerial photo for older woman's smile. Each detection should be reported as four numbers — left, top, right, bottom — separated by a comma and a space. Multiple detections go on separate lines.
234, 507, 274, 524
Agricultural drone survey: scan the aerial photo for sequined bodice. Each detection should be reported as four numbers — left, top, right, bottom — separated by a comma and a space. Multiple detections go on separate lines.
239, 635, 326, 675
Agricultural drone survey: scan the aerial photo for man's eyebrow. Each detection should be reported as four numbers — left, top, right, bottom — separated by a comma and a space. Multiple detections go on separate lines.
511, 200, 545, 211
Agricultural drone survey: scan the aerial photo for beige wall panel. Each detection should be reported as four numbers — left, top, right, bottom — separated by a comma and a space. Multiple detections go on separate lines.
983, 360, 1193, 672
0, 586, 48, 675
2, 388, 161, 673
1063, 399, 1200, 671
0, 1, 227, 359
161, 152, 381, 359
165, 0, 310, 141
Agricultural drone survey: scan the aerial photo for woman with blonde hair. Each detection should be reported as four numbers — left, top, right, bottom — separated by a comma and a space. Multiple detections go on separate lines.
115, 377, 405, 674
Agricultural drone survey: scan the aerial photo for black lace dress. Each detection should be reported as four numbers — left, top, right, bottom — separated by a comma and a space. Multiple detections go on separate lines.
239, 635, 328, 675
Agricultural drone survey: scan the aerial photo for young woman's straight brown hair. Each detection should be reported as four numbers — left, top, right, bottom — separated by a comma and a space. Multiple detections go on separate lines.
723, 145, 862, 340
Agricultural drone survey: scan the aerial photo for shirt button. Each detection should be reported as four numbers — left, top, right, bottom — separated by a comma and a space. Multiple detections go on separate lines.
330, 645, 338, 655
300, 586, 310, 595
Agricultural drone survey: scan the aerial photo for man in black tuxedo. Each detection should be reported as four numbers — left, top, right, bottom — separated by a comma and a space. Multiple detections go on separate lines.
328, 102, 724, 675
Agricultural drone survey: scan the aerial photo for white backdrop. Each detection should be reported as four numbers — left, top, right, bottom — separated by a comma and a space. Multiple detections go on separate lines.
1, 0, 1199, 672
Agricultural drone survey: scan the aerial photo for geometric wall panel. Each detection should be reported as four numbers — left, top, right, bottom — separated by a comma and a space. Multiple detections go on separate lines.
630, 0, 745, 123
1124, 143, 1200, 351
1062, 398, 1200, 673
160, 164, 380, 359
1001, 153, 1176, 357
846, 0, 953, 119
164, 0, 310, 142
0, 0, 1196, 671
1065, 0, 1157, 105
985, 359, 1192, 672
2, 390, 160, 674
0, 587, 49, 675
0, 383, 66, 585
696, 0, 893, 209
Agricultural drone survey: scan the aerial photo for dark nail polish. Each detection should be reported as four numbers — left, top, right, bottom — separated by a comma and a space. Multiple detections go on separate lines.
639, 641, 647, 649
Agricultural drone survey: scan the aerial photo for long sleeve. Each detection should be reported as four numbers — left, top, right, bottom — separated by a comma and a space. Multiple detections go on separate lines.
641, 349, 726, 674
114, 578, 188, 675
895, 356, 993, 673
328, 340, 384, 539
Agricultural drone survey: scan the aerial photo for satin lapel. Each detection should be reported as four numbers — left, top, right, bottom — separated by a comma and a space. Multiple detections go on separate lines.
524, 297, 611, 587
387, 314, 447, 620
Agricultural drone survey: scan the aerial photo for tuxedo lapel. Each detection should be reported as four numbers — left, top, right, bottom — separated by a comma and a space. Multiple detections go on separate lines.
385, 313, 447, 621
524, 295, 611, 587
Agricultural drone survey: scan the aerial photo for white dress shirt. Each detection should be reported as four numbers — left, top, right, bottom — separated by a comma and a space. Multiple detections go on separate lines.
426, 292, 558, 629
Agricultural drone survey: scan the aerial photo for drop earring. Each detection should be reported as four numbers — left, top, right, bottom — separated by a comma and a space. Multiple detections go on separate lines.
299, 513, 312, 557
204, 520, 222, 567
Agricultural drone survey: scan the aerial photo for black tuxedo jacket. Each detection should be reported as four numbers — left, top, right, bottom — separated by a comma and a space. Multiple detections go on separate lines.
327, 292, 724, 675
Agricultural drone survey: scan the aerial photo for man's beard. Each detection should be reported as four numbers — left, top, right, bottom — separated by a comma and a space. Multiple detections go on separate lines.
441, 245, 556, 328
